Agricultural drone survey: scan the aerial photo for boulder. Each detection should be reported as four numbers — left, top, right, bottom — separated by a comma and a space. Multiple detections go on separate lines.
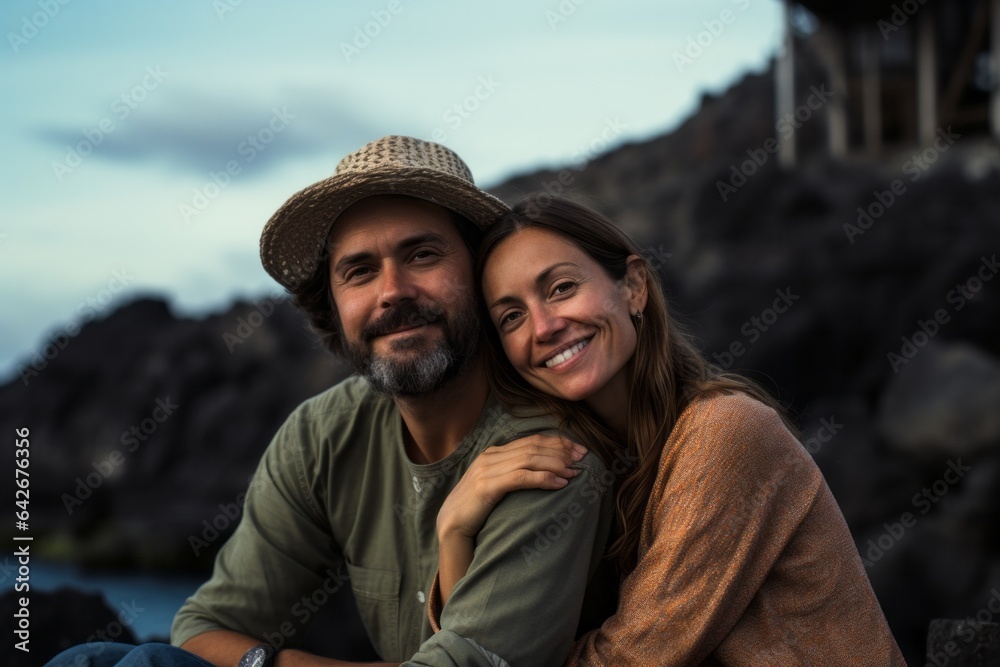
877, 343, 1000, 458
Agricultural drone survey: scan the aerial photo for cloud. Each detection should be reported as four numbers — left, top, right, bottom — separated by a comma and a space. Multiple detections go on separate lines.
35, 86, 379, 178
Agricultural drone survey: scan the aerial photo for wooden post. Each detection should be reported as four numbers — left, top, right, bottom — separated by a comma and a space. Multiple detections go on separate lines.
992, 0, 1000, 141
861, 25, 882, 154
776, 0, 796, 167
916, 10, 937, 145
820, 26, 849, 157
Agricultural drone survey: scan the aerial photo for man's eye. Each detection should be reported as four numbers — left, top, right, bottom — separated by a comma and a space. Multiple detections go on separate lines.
345, 267, 371, 281
412, 249, 438, 261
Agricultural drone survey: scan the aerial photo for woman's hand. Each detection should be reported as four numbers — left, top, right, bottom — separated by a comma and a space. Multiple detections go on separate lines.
436, 434, 587, 603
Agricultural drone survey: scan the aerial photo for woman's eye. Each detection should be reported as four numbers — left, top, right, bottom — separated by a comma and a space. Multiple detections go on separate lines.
553, 281, 575, 295
499, 311, 523, 327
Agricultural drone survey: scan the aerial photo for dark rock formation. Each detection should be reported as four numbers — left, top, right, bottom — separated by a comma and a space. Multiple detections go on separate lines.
877, 342, 1000, 458
1, 588, 138, 667
0, 297, 351, 570
926, 618, 1000, 666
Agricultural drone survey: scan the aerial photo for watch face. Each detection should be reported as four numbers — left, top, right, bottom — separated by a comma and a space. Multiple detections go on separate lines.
239, 646, 273, 667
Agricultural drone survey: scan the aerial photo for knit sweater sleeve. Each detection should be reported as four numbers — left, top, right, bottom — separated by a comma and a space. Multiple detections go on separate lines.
566, 392, 825, 666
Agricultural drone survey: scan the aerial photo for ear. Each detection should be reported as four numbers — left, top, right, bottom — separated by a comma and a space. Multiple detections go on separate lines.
623, 255, 648, 315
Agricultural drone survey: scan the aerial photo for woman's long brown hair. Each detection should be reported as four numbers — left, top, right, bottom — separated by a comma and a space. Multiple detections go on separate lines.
479, 194, 795, 573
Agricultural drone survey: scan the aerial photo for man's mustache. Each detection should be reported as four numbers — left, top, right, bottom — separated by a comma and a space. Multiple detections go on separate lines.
362, 302, 446, 342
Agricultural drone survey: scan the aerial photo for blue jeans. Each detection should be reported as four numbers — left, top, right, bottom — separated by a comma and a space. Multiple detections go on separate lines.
43, 643, 213, 667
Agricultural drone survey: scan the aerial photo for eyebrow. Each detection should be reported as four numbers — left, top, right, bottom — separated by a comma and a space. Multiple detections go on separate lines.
332, 232, 451, 276
488, 262, 579, 310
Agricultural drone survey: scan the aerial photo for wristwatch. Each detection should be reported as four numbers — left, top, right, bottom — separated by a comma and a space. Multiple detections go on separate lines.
238, 644, 276, 667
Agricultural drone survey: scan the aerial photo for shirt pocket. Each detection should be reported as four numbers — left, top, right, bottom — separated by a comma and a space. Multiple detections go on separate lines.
344, 562, 402, 660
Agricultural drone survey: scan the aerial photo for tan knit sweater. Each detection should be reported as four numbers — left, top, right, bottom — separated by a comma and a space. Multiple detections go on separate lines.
565, 392, 905, 666
430, 392, 906, 665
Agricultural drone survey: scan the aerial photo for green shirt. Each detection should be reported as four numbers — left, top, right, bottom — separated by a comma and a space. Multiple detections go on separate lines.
171, 375, 615, 666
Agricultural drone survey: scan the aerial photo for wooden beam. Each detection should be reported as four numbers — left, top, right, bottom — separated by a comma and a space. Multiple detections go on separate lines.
992, 0, 1000, 140
818, 25, 849, 156
776, 0, 796, 167
861, 25, 882, 154
916, 10, 937, 145
939, 0, 989, 129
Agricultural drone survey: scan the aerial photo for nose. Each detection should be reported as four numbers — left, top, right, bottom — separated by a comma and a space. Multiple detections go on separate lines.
378, 263, 419, 309
531, 305, 566, 343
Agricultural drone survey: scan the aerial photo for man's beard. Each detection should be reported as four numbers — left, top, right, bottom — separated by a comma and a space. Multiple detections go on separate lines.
341, 297, 481, 397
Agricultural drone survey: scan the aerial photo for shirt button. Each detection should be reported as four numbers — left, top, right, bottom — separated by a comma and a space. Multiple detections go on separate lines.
417, 590, 426, 604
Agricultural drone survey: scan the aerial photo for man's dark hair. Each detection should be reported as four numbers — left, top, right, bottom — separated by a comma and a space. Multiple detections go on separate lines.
289, 209, 484, 357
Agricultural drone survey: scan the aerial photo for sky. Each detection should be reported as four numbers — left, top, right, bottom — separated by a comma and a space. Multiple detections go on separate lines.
0, 0, 783, 379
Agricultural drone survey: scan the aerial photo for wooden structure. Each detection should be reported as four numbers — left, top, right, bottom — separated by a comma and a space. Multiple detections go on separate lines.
776, 0, 1000, 165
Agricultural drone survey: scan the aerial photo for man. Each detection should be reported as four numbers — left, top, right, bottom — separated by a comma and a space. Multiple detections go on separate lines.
45, 136, 614, 667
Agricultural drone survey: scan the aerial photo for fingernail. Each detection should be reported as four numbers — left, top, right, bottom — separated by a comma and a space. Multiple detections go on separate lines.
555, 476, 569, 485
572, 445, 587, 460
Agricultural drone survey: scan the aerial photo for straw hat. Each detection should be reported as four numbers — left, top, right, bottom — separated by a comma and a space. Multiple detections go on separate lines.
260, 135, 510, 290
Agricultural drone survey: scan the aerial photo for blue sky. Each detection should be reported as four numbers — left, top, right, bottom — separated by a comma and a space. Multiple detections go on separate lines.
1, 0, 782, 378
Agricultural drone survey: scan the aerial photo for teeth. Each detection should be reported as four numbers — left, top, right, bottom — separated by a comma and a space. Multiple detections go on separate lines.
545, 339, 590, 368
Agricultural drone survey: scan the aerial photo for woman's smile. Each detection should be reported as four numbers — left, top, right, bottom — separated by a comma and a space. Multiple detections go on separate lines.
541, 336, 592, 369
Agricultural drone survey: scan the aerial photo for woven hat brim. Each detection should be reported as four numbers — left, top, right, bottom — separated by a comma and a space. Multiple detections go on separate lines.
260, 167, 511, 290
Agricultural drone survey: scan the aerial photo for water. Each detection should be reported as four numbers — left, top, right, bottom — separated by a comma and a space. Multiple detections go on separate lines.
31, 559, 206, 642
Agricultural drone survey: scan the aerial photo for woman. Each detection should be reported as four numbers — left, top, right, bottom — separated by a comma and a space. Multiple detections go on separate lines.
431, 195, 905, 665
